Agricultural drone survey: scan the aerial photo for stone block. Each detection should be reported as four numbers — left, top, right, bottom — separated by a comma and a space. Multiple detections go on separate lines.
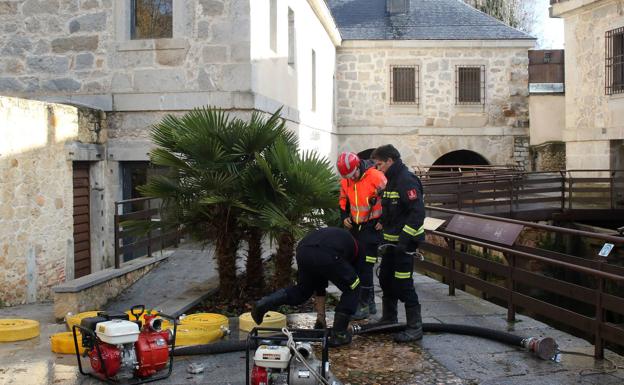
0, 1, 18, 14
22, 0, 59, 15
221, 63, 251, 91
69, 12, 107, 33
0, 77, 23, 92
51, 36, 99, 53
27, 56, 69, 74
202, 45, 228, 63
200, 0, 224, 15
230, 42, 249, 62
133, 69, 187, 92
110, 50, 154, 68
1, 36, 33, 56
198, 66, 220, 91
74, 53, 94, 70
156, 49, 187, 66
345, 72, 357, 80
43, 78, 81, 91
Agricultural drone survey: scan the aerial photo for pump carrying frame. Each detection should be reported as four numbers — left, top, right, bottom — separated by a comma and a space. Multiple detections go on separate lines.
71, 306, 178, 385
245, 327, 330, 385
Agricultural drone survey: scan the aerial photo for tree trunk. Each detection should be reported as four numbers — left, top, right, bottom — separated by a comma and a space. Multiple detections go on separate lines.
274, 232, 295, 289
215, 225, 239, 300
245, 228, 264, 292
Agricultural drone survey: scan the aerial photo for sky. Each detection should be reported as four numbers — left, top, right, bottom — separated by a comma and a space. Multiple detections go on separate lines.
531, 0, 565, 49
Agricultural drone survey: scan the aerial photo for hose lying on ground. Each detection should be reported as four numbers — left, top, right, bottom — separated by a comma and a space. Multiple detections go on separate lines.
173, 322, 558, 360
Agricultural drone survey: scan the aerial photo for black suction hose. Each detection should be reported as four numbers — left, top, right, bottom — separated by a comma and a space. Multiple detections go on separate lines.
173, 339, 248, 356
354, 322, 523, 346
174, 322, 556, 360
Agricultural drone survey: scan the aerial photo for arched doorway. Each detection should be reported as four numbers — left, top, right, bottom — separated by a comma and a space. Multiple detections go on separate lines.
429, 150, 490, 177
432, 150, 490, 166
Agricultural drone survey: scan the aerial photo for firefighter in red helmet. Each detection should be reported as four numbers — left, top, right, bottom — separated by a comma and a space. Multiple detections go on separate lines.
336, 151, 387, 320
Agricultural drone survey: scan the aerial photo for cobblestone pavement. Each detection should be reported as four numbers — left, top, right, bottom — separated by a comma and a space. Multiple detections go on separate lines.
1, 256, 624, 384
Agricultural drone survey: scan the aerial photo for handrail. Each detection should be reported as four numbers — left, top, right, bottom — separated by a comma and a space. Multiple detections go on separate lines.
426, 206, 624, 244
429, 229, 624, 282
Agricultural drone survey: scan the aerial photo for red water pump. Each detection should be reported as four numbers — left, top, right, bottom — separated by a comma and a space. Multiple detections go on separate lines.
72, 305, 177, 384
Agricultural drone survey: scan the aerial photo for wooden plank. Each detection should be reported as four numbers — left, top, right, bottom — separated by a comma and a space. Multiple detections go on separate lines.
75, 259, 91, 270
514, 196, 562, 204
74, 249, 90, 261
73, 186, 90, 197
518, 177, 564, 185
73, 232, 90, 243
601, 323, 624, 346
73, 223, 90, 234
73, 196, 89, 206
512, 292, 594, 332
73, 206, 89, 216
571, 187, 611, 193
453, 271, 508, 300
453, 250, 509, 276
601, 293, 624, 315
416, 260, 450, 279
74, 241, 90, 253
512, 269, 595, 304
73, 214, 90, 224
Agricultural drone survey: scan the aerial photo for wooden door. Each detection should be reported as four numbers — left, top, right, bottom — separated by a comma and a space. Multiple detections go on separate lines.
73, 162, 91, 278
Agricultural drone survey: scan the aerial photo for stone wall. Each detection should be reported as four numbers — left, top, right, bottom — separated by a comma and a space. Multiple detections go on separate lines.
0, 0, 251, 104
335, 41, 533, 168
552, 0, 624, 170
0, 96, 99, 305
530, 142, 566, 171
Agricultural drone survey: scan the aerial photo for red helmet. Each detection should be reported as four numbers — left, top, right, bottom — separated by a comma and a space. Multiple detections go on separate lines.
337, 152, 360, 179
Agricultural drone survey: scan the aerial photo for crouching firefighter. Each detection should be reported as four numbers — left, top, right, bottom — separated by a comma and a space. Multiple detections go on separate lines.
337, 151, 387, 320
371, 144, 425, 343
251, 227, 361, 347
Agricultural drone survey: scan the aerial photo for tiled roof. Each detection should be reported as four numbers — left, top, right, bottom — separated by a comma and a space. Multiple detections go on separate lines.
326, 0, 535, 41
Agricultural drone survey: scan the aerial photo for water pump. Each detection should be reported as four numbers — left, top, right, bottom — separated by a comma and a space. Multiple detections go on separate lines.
72, 305, 177, 384
246, 327, 338, 385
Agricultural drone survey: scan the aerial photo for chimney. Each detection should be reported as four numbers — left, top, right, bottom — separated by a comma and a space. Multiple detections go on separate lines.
387, 0, 410, 14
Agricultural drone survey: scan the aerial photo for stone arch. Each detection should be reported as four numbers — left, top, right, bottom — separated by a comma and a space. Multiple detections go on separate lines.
432, 150, 490, 166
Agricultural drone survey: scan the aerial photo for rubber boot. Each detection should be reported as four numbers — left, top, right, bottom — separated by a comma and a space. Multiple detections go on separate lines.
352, 287, 373, 320
251, 289, 288, 325
328, 312, 352, 347
377, 297, 398, 324
368, 287, 377, 315
393, 304, 423, 343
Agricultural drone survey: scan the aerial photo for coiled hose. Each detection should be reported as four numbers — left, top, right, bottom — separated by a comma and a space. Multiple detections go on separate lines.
174, 322, 557, 360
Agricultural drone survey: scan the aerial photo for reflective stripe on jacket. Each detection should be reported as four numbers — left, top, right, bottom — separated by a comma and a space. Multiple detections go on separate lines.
339, 167, 387, 224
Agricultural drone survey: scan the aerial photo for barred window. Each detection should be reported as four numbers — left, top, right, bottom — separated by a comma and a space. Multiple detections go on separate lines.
456, 66, 485, 105
390, 66, 419, 104
131, 0, 173, 40
606, 27, 624, 95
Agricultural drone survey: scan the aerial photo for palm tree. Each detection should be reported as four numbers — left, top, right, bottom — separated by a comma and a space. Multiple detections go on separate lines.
140, 107, 296, 299
255, 140, 340, 288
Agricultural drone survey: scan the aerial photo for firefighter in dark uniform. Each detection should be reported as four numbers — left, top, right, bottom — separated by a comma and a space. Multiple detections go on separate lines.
251, 227, 361, 347
371, 144, 425, 342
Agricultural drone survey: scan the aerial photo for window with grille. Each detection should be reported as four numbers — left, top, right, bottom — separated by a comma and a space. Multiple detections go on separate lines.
456, 65, 485, 105
606, 27, 624, 95
131, 0, 173, 40
390, 66, 419, 104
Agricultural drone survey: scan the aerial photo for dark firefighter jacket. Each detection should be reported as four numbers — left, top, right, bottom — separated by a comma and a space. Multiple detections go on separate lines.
298, 227, 359, 265
379, 159, 426, 248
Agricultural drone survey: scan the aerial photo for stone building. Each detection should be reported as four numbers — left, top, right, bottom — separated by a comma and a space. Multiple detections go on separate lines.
328, 0, 534, 168
0, 0, 534, 305
551, 0, 624, 171
0, 0, 340, 304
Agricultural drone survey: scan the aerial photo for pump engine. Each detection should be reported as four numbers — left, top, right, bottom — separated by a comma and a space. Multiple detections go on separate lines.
72, 305, 176, 384
247, 327, 337, 385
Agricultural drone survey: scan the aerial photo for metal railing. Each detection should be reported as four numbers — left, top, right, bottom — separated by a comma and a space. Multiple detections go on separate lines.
420, 206, 624, 358
114, 197, 180, 268
422, 170, 624, 219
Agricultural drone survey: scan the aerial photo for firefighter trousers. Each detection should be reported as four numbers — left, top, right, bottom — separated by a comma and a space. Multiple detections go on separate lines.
378, 244, 420, 307
283, 245, 361, 315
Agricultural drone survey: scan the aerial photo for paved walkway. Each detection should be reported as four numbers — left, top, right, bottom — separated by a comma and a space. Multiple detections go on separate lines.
105, 242, 219, 317
1, 246, 623, 385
